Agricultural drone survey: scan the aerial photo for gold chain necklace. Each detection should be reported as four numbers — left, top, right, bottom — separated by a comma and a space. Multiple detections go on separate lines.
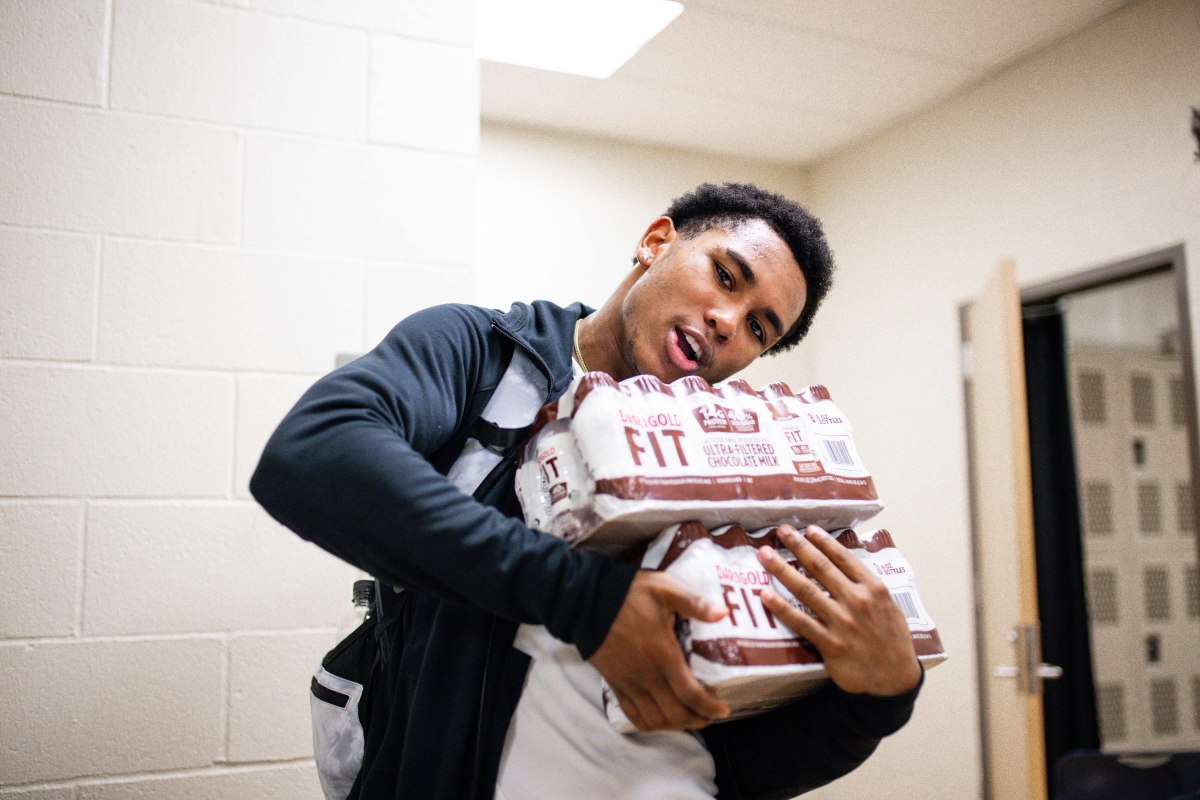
573, 320, 588, 372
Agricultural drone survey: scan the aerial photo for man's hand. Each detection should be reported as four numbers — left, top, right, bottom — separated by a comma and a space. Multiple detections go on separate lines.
588, 570, 731, 731
757, 524, 922, 697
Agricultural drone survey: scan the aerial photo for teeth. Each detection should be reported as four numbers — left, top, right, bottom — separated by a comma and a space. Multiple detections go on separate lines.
683, 333, 701, 361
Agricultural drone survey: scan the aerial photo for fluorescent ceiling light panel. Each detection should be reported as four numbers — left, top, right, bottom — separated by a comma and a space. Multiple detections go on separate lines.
477, 0, 684, 79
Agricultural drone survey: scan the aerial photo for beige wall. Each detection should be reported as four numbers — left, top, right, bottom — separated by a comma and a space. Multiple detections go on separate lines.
0, 0, 476, 795
478, 123, 812, 328
796, 0, 1199, 797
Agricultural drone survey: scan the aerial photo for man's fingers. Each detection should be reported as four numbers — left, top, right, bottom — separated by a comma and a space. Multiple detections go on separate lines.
627, 688, 668, 732
652, 572, 728, 623
775, 525, 852, 597
660, 652, 730, 723
799, 525, 875, 584
592, 571, 729, 732
759, 587, 835, 652
616, 675, 718, 731
631, 609, 730, 724
757, 545, 837, 620
614, 689, 648, 731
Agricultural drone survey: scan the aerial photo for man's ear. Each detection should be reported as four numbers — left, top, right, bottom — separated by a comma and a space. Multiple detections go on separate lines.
635, 216, 677, 266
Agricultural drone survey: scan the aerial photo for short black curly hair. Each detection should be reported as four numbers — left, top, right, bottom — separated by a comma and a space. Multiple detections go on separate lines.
663, 182, 835, 354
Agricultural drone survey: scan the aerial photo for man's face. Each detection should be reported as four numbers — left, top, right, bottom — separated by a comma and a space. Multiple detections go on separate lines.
617, 218, 807, 384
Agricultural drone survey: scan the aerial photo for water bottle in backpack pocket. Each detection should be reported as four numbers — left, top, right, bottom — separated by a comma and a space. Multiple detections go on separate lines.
310, 580, 378, 800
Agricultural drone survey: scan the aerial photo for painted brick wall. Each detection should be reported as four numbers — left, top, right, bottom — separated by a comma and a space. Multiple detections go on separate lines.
0, 0, 478, 795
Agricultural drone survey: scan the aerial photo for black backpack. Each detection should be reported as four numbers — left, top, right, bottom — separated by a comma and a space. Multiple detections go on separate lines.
307, 353, 538, 800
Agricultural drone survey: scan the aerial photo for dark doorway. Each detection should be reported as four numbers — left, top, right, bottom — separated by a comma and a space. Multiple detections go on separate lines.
1020, 245, 1200, 796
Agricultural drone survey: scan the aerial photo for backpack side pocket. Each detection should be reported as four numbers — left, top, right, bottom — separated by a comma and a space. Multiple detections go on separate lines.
311, 618, 376, 800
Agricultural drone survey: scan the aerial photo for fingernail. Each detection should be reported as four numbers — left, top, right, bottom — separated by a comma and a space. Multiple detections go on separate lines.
805, 525, 826, 537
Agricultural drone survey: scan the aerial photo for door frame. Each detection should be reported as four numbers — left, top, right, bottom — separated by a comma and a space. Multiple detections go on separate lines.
960, 262, 1046, 800
961, 242, 1199, 798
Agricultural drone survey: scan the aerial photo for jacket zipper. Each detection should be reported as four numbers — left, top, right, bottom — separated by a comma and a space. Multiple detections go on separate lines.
469, 615, 500, 800
491, 319, 561, 403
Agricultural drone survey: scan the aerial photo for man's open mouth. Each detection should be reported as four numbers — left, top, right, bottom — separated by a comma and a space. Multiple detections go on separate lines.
678, 328, 701, 363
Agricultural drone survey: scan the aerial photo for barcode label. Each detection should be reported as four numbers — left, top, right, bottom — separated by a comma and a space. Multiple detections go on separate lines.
822, 438, 854, 467
891, 590, 921, 621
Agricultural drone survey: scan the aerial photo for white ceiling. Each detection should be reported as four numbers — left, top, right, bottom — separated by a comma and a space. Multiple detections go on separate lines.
480, 0, 1132, 166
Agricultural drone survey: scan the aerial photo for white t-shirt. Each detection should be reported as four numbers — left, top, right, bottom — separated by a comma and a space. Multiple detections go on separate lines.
494, 624, 717, 800
496, 360, 716, 799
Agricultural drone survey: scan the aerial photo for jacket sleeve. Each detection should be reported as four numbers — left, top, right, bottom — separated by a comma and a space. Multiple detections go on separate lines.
249, 304, 636, 658
704, 668, 923, 800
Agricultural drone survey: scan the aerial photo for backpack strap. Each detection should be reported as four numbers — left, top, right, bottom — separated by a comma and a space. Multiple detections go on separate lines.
469, 417, 531, 452
443, 348, 545, 494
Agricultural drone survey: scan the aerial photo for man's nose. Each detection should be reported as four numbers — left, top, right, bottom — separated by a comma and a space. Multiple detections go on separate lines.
705, 305, 737, 342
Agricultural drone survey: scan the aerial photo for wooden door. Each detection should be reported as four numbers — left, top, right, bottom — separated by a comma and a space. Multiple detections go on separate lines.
963, 261, 1050, 800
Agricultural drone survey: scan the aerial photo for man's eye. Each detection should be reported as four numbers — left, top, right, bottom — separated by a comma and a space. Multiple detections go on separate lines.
750, 318, 765, 344
715, 264, 733, 289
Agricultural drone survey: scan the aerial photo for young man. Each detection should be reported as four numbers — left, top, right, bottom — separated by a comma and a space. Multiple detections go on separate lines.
252, 183, 922, 799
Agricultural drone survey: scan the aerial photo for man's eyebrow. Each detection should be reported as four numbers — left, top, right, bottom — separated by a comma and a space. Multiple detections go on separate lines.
724, 247, 785, 338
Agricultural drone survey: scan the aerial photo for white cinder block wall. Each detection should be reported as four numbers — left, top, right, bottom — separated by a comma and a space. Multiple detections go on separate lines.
0, 0, 478, 795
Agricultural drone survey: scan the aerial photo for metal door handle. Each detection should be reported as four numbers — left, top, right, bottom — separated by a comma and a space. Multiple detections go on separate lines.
992, 663, 1062, 679
992, 622, 1063, 694
1035, 664, 1063, 679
